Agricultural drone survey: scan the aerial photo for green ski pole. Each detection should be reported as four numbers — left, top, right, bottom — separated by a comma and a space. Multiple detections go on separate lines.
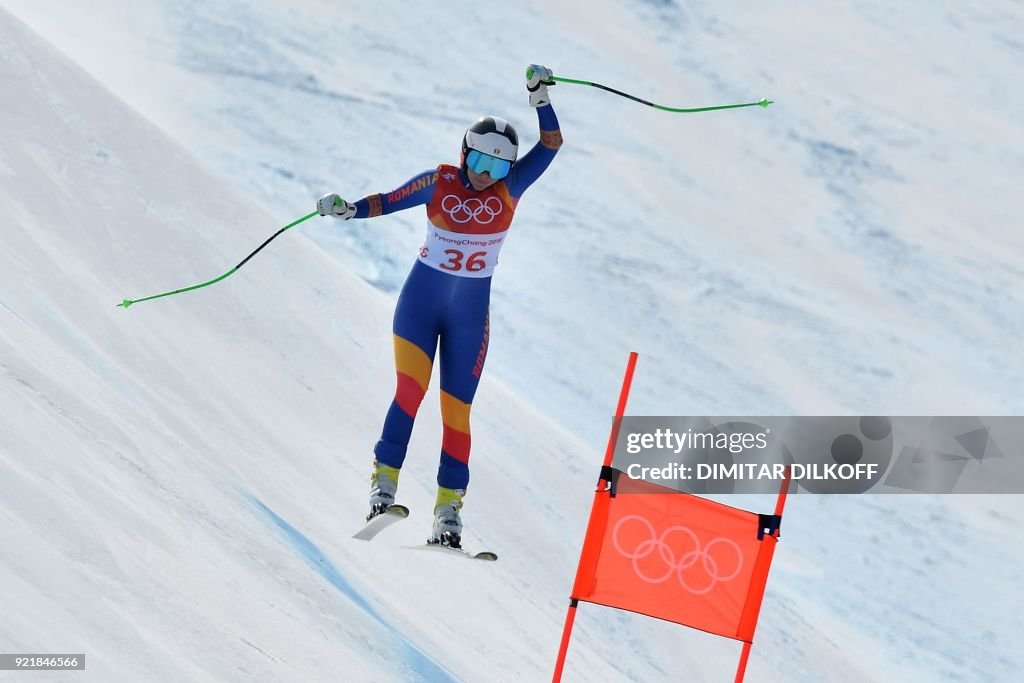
118, 210, 319, 308
529, 68, 773, 113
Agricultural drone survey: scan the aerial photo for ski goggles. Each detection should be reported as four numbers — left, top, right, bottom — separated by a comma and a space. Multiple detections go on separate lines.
465, 149, 513, 180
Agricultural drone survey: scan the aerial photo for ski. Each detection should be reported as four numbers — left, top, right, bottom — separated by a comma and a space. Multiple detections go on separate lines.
352, 504, 410, 541
403, 543, 498, 562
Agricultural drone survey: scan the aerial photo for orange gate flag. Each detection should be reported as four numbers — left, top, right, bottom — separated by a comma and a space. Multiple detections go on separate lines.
570, 473, 781, 641
553, 354, 789, 683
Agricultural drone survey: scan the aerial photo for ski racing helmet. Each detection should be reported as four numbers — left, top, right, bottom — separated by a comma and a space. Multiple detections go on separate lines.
461, 116, 519, 180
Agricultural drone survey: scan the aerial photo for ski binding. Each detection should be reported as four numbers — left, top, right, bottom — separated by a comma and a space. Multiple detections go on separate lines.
352, 504, 409, 541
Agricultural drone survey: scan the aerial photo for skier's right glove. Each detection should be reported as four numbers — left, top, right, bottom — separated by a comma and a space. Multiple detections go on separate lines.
526, 64, 555, 107
317, 193, 357, 219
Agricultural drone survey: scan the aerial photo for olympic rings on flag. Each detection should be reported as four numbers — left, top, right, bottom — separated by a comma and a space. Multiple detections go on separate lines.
441, 194, 503, 224
611, 515, 744, 595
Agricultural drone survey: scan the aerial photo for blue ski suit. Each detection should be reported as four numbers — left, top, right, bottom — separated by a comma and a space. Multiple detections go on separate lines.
349, 104, 562, 490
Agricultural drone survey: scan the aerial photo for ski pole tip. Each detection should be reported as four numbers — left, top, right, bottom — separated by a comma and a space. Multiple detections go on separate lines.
118, 299, 134, 309
758, 98, 774, 108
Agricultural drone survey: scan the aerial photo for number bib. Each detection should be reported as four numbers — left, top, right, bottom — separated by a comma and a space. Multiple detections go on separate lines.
418, 164, 519, 278
418, 224, 508, 278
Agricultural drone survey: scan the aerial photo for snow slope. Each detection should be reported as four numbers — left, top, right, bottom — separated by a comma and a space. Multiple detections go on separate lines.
1, 2, 1023, 682
0, 11, 612, 682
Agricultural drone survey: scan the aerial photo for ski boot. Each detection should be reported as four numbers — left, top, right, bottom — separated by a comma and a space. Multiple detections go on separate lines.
429, 486, 465, 549
367, 460, 401, 521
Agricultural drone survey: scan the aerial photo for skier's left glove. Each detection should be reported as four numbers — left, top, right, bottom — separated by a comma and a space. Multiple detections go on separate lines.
317, 193, 357, 219
526, 64, 555, 107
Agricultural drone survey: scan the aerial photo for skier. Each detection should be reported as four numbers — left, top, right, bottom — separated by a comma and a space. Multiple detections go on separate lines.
318, 65, 562, 548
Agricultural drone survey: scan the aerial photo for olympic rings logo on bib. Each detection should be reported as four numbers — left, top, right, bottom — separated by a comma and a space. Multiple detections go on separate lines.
611, 515, 744, 595
441, 194, 503, 224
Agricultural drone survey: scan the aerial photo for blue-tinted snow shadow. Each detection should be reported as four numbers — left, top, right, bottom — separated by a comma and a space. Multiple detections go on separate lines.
246, 494, 459, 683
